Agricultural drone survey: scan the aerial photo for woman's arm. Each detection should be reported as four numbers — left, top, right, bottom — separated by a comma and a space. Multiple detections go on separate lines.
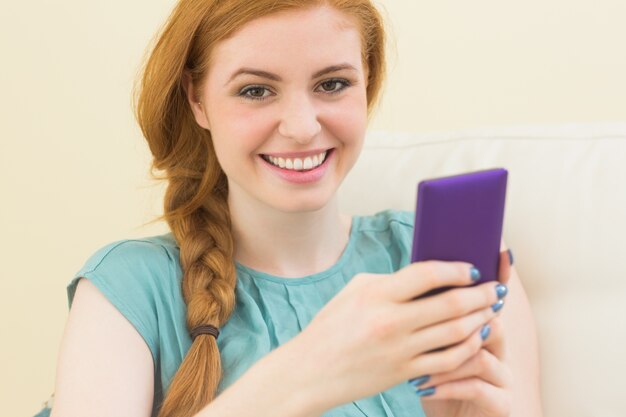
50, 278, 155, 417
200, 337, 326, 417
500, 244, 544, 417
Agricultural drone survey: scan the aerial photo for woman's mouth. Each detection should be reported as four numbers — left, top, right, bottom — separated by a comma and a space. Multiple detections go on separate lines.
260, 149, 330, 171
258, 148, 335, 184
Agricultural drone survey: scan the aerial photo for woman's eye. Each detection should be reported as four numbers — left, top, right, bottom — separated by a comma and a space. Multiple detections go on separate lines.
239, 86, 272, 101
319, 79, 350, 93
237, 78, 351, 102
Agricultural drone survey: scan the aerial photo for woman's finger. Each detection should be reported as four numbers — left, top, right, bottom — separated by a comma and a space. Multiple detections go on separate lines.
481, 316, 506, 360
410, 346, 512, 393
406, 322, 486, 378
396, 280, 505, 332
418, 376, 512, 417
384, 260, 475, 303
405, 305, 497, 355
498, 249, 513, 284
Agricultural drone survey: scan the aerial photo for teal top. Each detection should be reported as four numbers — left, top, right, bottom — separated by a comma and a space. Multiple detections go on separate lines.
35, 209, 427, 417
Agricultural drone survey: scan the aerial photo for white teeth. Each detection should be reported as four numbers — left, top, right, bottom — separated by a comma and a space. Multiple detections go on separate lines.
263, 150, 329, 171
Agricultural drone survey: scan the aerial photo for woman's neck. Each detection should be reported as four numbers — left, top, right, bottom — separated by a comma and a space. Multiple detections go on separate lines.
228, 193, 352, 278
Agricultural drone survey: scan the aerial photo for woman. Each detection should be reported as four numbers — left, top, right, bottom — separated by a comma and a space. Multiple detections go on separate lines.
42, 1, 542, 416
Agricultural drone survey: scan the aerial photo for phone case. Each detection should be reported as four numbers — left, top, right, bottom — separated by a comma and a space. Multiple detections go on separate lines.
411, 168, 508, 299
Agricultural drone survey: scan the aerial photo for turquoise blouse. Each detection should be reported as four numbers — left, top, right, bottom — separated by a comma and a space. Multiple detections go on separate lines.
35, 209, 427, 417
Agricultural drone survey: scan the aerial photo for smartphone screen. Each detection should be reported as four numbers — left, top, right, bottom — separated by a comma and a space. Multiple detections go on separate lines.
411, 168, 508, 299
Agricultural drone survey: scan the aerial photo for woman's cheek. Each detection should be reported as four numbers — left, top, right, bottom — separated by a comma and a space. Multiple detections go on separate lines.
324, 98, 368, 144
223, 105, 278, 147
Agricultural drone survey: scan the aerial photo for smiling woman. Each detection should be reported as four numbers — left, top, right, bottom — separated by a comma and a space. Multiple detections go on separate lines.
184, 6, 369, 216
38, 1, 541, 417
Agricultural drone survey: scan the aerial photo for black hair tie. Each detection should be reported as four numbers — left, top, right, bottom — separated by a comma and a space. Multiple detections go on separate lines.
190, 325, 220, 341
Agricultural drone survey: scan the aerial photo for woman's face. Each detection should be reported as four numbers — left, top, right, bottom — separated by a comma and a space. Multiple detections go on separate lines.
188, 6, 369, 213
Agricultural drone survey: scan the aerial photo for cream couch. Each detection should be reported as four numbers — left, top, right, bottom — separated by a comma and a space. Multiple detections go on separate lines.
338, 122, 626, 417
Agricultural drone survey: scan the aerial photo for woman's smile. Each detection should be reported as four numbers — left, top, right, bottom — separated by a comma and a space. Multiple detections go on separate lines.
258, 148, 335, 184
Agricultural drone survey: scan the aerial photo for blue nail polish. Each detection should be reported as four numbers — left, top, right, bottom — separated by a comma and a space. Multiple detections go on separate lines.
492, 299, 505, 312
480, 324, 491, 340
408, 375, 431, 387
508, 249, 514, 265
470, 267, 481, 282
415, 387, 436, 397
495, 283, 508, 299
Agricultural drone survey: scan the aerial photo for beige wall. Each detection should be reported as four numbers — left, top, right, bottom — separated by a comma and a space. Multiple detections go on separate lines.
2, 0, 624, 415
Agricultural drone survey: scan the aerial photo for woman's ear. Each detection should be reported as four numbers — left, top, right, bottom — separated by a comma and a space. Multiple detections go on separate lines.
182, 69, 211, 130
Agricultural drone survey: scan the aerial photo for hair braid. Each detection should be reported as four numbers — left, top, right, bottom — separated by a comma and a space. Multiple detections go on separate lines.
158, 176, 236, 417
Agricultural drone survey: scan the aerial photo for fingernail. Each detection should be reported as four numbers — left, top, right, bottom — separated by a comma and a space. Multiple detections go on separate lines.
508, 249, 514, 265
495, 283, 508, 299
408, 375, 431, 387
480, 323, 491, 340
415, 386, 436, 397
470, 267, 481, 282
491, 299, 505, 312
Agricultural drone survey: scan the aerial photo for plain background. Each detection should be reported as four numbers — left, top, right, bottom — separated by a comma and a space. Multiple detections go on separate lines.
2, 0, 625, 415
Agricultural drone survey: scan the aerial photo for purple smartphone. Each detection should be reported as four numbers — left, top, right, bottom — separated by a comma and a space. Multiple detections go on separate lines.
411, 168, 508, 299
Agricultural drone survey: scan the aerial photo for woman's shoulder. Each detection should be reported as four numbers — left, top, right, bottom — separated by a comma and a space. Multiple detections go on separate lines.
349, 209, 415, 271
68, 232, 182, 307
67, 232, 185, 360
356, 209, 414, 232
76, 232, 179, 273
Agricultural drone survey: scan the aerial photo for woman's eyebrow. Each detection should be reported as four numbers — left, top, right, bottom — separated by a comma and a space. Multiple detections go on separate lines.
224, 63, 358, 86
312, 63, 358, 78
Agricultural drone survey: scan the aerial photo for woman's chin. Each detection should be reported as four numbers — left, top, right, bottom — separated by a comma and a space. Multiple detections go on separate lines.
227, 174, 343, 214
271, 198, 334, 214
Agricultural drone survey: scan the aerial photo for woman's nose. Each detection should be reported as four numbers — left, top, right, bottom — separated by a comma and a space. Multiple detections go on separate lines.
277, 93, 322, 144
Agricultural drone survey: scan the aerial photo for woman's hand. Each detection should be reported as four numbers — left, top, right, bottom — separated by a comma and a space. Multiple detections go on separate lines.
417, 249, 514, 417
292, 251, 511, 414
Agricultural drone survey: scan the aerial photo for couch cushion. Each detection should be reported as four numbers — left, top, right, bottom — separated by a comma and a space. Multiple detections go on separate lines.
339, 122, 626, 417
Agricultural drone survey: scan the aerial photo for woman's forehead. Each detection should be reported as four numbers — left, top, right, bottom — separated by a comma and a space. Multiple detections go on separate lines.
207, 6, 363, 78
222, 5, 360, 43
